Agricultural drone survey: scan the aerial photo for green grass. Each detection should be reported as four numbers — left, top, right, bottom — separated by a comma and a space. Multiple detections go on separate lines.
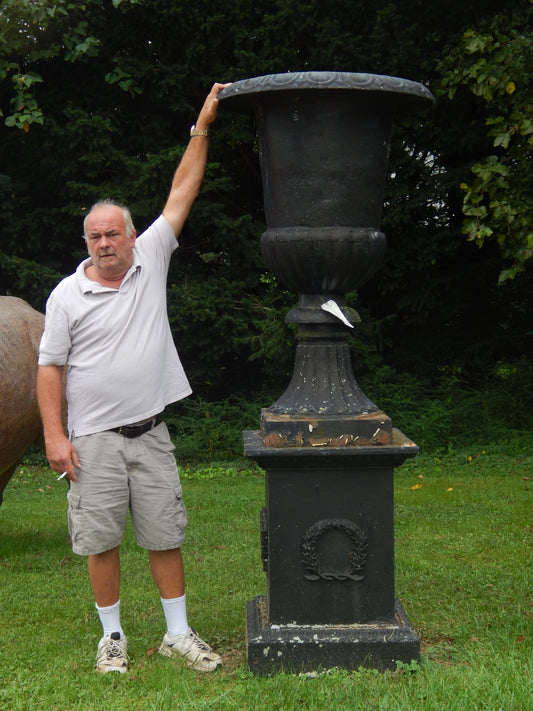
0, 438, 531, 710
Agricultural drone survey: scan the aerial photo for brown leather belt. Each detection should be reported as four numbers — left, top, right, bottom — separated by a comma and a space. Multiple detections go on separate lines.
110, 413, 164, 438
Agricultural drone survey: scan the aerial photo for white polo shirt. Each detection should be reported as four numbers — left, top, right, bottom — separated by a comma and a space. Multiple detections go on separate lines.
38, 215, 192, 437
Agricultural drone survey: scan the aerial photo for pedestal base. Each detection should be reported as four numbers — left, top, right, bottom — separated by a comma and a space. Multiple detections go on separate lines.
246, 596, 419, 676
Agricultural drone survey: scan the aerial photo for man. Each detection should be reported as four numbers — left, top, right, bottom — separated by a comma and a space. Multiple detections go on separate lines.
37, 82, 231, 674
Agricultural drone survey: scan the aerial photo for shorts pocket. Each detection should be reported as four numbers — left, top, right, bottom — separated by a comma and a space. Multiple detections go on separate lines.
167, 486, 187, 547
67, 491, 82, 547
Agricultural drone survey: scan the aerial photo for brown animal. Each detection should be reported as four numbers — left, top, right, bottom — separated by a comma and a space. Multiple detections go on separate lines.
0, 296, 45, 504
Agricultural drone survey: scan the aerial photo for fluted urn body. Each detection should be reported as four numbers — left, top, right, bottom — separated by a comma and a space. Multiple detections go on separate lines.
220, 73, 434, 447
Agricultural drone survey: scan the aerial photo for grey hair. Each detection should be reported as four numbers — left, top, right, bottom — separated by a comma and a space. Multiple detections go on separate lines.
83, 199, 135, 239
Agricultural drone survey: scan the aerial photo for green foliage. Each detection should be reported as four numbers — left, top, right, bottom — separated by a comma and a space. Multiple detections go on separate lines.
362, 358, 533, 453
0, 252, 63, 310
0, 0, 107, 130
151, 362, 533, 465
165, 394, 264, 462
0, 0, 531, 397
166, 265, 296, 398
439, 2, 533, 281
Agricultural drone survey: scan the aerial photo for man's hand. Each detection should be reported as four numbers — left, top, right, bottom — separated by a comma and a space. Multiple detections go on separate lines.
45, 434, 80, 482
194, 82, 232, 132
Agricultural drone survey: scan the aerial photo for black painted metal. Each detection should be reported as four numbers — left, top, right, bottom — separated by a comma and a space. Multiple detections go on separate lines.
219, 72, 433, 674
246, 598, 420, 676
221, 74, 434, 445
244, 430, 417, 625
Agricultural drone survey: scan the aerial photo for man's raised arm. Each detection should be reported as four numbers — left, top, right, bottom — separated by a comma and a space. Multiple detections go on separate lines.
162, 82, 231, 238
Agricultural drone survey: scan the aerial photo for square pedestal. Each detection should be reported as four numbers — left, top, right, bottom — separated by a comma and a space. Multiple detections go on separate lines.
246, 596, 420, 675
243, 429, 419, 674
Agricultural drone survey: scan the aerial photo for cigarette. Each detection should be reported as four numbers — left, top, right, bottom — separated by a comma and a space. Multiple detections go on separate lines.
57, 471, 68, 481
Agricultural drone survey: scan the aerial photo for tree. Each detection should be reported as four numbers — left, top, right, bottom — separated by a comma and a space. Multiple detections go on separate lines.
0, 0, 111, 131
0, 0, 530, 398
439, 1, 533, 282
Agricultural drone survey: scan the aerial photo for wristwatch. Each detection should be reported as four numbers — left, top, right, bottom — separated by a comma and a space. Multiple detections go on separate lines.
190, 125, 209, 137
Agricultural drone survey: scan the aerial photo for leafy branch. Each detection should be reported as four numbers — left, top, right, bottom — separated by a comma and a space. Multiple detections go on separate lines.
440, 3, 533, 281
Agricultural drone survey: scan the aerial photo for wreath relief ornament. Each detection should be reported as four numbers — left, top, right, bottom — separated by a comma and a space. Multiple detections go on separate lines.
301, 518, 369, 582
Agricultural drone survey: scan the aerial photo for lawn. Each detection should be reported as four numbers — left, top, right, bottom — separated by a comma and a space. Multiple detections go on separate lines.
0, 438, 531, 710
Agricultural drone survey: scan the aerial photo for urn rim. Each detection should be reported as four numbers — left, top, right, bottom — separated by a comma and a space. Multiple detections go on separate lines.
219, 71, 435, 112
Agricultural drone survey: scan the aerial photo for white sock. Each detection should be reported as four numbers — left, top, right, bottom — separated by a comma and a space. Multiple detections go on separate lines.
95, 600, 124, 638
161, 594, 189, 638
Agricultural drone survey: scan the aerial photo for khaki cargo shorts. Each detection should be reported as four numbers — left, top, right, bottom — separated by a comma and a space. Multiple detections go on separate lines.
67, 422, 187, 556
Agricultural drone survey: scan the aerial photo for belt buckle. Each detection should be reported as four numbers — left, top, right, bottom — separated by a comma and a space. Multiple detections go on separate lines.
117, 423, 137, 437
114, 414, 160, 438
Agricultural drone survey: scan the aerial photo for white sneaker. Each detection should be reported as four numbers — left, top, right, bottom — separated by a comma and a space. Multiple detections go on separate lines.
159, 627, 222, 672
96, 632, 129, 673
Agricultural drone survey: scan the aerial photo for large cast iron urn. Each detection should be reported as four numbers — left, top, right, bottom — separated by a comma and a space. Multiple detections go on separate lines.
219, 72, 435, 675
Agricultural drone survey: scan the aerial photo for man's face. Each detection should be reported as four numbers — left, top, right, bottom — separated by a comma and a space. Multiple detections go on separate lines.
85, 205, 136, 280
